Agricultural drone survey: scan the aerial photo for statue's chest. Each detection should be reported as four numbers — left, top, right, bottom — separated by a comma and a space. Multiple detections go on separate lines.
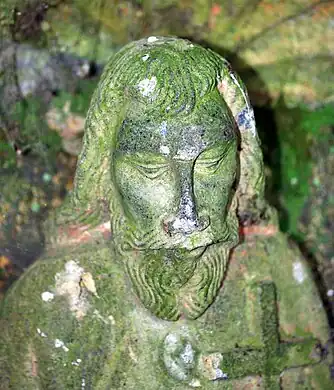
137, 239, 326, 389
197, 279, 264, 351
119, 250, 269, 388
39, 240, 328, 389
196, 240, 273, 349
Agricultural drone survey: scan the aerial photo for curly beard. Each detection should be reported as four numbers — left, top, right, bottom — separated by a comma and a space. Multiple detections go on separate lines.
110, 196, 238, 321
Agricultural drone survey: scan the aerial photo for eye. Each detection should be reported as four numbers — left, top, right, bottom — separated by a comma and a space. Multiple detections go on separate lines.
134, 163, 169, 179
195, 143, 234, 174
195, 157, 224, 174
195, 149, 230, 173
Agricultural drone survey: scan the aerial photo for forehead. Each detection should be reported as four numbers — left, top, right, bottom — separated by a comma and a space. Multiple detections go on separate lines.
115, 110, 236, 160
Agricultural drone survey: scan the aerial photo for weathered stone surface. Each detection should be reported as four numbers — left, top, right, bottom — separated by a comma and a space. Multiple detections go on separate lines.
0, 231, 332, 388
0, 37, 332, 389
45, 0, 334, 107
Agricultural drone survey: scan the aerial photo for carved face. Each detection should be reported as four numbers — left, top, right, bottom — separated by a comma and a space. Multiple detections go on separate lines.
112, 97, 237, 253
109, 97, 239, 320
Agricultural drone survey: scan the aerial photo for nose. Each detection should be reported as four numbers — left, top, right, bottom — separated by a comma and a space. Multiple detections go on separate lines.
163, 163, 210, 236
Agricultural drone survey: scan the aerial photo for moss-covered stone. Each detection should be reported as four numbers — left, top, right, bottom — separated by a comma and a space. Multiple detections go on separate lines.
44, 1, 334, 107
1, 232, 332, 388
0, 37, 332, 389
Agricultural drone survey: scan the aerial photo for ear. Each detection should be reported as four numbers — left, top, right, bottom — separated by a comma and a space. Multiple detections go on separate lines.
217, 60, 266, 223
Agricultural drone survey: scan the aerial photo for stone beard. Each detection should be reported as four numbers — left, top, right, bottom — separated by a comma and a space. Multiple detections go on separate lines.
120, 235, 237, 320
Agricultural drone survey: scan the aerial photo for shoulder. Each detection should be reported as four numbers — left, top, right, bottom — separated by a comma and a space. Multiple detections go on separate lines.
228, 230, 329, 342
1, 244, 127, 320
0, 245, 132, 388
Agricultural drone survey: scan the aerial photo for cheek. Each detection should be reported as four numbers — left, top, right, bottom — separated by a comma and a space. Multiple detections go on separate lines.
194, 167, 236, 212
114, 164, 175, 218
195, 180, 230, 210
139, 180, 175, 212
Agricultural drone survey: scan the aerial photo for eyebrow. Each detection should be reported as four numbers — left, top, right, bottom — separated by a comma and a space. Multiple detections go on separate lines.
197, 140, 234, 160
122, 151, 169, 164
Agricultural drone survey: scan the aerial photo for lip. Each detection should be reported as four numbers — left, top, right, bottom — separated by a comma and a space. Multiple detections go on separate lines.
121, 224, 235, 253
139, 231, 225, 252
148, 245, 208, 258
155, 246, 208, 261
147, 239, 213, 252
188, 246, 207, 257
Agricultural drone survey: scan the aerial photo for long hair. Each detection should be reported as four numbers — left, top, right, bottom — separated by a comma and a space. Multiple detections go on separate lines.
47, 37, 265, 243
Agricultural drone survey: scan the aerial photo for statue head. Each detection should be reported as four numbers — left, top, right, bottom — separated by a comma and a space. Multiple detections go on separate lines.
72, 37, 265, 320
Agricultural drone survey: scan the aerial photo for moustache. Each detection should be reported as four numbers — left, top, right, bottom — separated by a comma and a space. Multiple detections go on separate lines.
117, 223, 237, 254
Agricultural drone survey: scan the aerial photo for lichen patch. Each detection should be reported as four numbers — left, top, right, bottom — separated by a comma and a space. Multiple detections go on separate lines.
37, 328, 47, 338
292, 261, 306, 284
180, 343, 195, 365
137, 77, 157, 97
160, 121, 167, 136
198, 353, 228, 380
55, 260, 98, 319
41, 291, 54, 302
54, 339, 69, 352
147, 36, 158, 43
163, 331, 196, 381
160, 145, 170, 155
189, 378, 201, 387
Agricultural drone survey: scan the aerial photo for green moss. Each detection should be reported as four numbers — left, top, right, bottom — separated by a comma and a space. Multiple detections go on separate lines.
259, 282, 279, 355
219, 349, 265, 378
44, 0, 121, 61
274, 102, 334, 237
191, 0, 210, 27
45, 0, 143, 60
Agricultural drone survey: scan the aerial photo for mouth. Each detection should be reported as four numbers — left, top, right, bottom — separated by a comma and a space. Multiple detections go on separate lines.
181, 246, 207, 259
149, 246, 208, 261
148, 241, 222, 259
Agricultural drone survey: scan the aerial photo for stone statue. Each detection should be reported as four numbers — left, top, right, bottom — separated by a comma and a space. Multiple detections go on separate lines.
0, 37, 332, 389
